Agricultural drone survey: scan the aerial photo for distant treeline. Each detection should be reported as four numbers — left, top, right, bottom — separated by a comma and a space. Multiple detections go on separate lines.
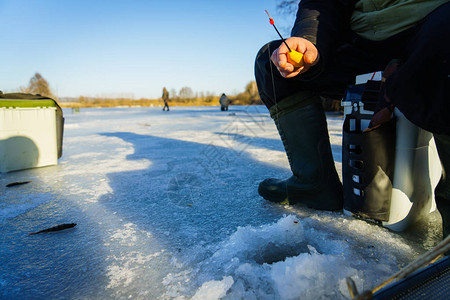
59, 95, 243, 108
59, 95, 264, 108
15, 73, 342, 111
60, 81, 265, 108
59, 94, 342, 112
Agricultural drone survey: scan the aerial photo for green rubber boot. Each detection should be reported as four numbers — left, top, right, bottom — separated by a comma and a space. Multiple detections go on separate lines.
258, 95, 343, 210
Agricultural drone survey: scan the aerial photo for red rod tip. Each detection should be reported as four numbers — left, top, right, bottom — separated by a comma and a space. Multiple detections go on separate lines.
269, 19, 274, 25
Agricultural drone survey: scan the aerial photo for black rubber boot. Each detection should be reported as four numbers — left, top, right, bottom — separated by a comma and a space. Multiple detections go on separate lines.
258, 101, 343, 211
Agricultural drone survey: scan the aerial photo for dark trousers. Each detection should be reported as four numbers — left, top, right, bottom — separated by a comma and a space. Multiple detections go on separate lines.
254, 2, 450, 238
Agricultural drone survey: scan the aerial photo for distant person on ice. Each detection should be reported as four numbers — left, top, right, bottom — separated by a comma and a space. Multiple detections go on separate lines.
219, 93, 231, 111
162, 87, 170, 111
255, 1, 450, 239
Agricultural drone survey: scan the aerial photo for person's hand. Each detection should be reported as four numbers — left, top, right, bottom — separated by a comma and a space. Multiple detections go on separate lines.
367, 105, 394, 130
367, 59, 400, 130
271, 37, 320, 78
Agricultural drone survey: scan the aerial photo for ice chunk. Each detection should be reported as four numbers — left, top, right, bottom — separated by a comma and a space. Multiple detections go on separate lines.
192, 276, 234, 300
270, 253, 361, 299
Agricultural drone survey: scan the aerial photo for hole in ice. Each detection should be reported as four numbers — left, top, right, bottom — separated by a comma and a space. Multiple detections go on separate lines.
211, 216, 312, 266
252, 242, 312, 264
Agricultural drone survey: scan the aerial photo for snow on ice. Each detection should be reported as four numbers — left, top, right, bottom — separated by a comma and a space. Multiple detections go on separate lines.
0, 106, 442, 299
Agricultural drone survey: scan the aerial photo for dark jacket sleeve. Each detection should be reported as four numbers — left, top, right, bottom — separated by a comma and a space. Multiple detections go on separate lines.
291, 0, 357, 76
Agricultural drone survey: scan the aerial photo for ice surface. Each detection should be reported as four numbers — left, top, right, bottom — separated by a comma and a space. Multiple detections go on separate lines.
0, 106, 442, 299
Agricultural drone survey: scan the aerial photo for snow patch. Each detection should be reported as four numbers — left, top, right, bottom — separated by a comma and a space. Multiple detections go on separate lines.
63, 123, 80, 129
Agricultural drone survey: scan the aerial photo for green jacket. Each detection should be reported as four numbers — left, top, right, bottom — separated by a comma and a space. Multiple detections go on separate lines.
351, 0, 449, 41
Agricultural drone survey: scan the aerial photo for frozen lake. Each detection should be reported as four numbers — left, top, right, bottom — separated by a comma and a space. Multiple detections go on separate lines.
0, 106, 443, 299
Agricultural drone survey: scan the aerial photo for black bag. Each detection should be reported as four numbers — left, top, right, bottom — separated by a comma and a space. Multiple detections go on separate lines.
342, 83, 396, 222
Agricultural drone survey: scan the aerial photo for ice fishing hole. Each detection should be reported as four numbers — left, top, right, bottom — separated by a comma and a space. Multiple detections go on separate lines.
252, 242, 312, 265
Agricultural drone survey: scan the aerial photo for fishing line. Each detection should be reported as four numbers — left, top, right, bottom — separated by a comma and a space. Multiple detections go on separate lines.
268, 42, 278, 110
265, 10, 305, 118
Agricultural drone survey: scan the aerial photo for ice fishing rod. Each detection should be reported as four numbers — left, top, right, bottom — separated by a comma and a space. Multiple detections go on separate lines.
265, 10, 304, 68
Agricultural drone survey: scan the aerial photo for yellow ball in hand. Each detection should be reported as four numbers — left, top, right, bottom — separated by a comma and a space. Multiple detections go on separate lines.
287, 50, 304, 68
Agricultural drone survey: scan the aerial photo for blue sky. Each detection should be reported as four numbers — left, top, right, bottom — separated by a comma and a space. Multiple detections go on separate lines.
0, 0, 297, 99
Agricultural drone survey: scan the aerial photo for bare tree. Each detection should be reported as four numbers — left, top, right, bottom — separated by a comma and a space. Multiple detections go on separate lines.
21, 73, 54, 98
232, 81, 261, 104
245, 81, 259, 101
179, 86, 194, 99
169, 88, 177, 99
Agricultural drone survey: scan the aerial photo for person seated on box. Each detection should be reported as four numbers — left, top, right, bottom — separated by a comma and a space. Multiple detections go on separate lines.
254, 0, 450, 238
219, 93, 231, 111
